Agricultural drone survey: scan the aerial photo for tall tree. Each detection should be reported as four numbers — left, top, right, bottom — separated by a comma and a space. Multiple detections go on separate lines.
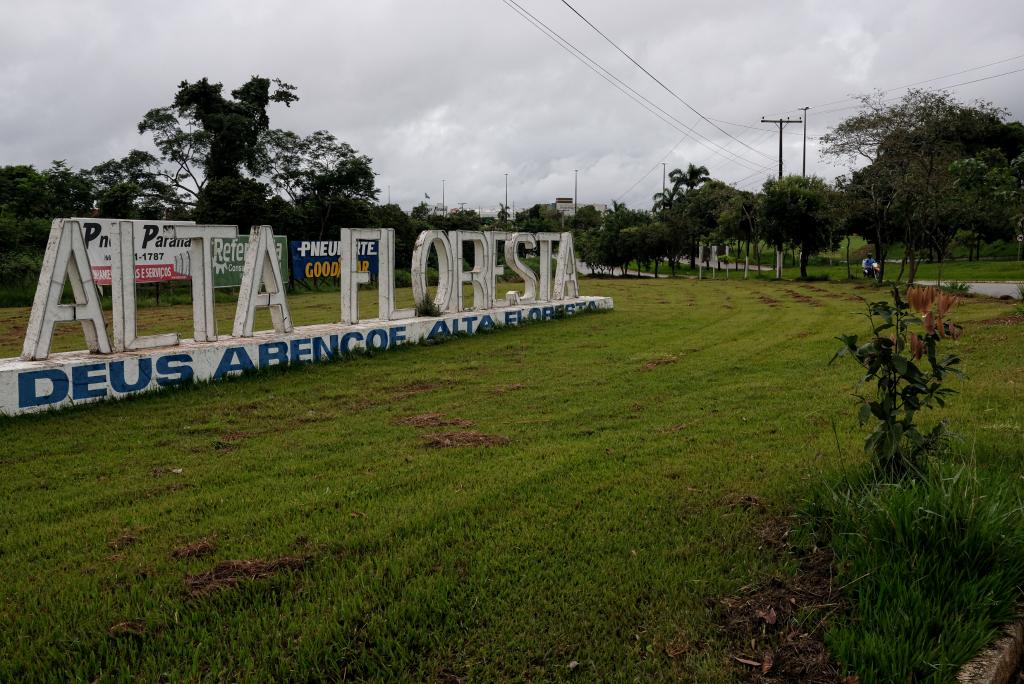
265, 129, 377, 240
138, 76, 298, 205
760, 175, 835, 279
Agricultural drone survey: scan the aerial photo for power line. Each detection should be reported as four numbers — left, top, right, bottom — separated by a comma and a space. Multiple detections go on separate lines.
558, 0, 776, 162
616, 132, 691, 202
769, 52, 1024, 117
501, 0, 772, 174
812, 65, 1024, 115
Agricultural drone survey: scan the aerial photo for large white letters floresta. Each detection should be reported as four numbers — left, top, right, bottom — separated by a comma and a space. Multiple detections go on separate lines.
0, 219, 613, 415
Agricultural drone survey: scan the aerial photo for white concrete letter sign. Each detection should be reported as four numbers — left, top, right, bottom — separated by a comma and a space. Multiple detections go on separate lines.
175, 224, 238, 342
505, 233, 538, 302
110, 220, 179, 352
451, 230, 491, 311
22, 219, 111, 359
411, 230, 457, 313
232, 225, 293, 337
553, 231, 580, 300
2, 219, 614, 416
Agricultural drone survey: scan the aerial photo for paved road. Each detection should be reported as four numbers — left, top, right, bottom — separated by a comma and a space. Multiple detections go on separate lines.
916, 280, 1023, 299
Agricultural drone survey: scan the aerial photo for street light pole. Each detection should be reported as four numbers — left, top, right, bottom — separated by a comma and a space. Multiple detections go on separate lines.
442, 179, 446, 215
504, 172, 509, 221
662, 162, 666, 195
574, 169, 578, 215
799, 106, 810, 177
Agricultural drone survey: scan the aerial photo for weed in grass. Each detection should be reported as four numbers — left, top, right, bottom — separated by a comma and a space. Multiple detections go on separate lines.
805, 465, 1024, 683
415, 296, 443, 317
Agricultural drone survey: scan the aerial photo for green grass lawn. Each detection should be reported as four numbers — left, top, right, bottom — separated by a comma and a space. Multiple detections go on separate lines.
1, 277, 1022, 681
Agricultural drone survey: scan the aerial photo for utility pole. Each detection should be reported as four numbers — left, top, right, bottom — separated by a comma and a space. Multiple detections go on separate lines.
761, 116, 801, 279
442, 179, 446, 216
504, 172, 509, 213
387, 185, 391, 205
661, 162, 666, 195
799, 107, 810, 177
760, 116, 802, 178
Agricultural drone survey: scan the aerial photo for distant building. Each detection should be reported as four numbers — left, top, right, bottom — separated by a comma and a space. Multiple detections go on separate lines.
548, 198, 608, 216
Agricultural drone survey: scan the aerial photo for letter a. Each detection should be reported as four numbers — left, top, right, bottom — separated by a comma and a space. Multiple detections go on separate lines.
553, 231, 580, 300
232, 225, 293, 337
22, 219, 111, 360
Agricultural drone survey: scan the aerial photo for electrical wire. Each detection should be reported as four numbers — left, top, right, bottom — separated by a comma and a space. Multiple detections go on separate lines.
501, 0, 772, 174
558, 0, 776, 162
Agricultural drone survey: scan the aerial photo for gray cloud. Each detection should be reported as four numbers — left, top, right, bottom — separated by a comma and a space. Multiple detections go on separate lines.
2, 0, 1022, 212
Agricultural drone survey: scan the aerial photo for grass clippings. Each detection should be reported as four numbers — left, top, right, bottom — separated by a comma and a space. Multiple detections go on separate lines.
171, 538, 217, 560
783, 289, 822, 307
643, 355, 678, 370
185, 557, 307, 597
421, 432, 510, 448
977, 313, 1024, 326
715, 518, 843, 683
108, 620, 146, 638
394, 413, 474, 428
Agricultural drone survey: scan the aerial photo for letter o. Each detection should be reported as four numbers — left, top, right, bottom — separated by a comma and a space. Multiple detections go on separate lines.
411, 230, 455, 313
367, 329, 389, 350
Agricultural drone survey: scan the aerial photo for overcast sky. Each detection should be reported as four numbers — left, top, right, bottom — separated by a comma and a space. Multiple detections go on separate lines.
2, 0, 1023, 212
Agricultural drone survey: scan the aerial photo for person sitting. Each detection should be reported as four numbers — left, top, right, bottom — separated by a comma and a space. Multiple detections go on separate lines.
862, 254, 877, 277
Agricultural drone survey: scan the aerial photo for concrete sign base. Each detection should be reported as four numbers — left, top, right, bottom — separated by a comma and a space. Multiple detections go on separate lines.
0, 296, 613, 416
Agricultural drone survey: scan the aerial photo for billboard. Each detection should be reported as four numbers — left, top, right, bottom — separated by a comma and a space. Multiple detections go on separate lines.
76, 218, 287, 288
81, 219, 194, 285
212, 235, 289, 288
290, 239, 378, 280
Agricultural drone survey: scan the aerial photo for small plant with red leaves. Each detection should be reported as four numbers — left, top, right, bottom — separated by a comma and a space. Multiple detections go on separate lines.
832, 285, 965, 477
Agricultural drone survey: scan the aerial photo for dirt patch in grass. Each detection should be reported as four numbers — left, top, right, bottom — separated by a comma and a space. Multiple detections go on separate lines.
644, 355, 678, 370
151, 466, 184, 477
977, 313, 1024, 326
720, 493, 764, 510
801, 285, 830, 295
185, 556, 307, 597
355, 381, 454, 410
712, 517, 844, 683
759, 296, 780, 307
212, 430, 251, 452
395, 412, 474, 428
172, 537, 217, 559
783, 290, 822, 307
390, 381, 443, 399
108, 529, 140, 551
422, 432, 510, 448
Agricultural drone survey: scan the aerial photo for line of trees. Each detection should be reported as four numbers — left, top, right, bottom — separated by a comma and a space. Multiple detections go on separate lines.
2, 86, 1022, 297
573, 90, 1023, 281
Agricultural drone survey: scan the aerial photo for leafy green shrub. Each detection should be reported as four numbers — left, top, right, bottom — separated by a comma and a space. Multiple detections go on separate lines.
940, 280, 970, 295
415, 296, 442, 317
806, 466, 1024, 683
393, 269, 412, 288
832, 286, 964, 477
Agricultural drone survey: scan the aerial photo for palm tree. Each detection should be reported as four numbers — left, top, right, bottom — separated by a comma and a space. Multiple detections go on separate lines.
652, 185, 680, 212
669, 163, 711, 193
